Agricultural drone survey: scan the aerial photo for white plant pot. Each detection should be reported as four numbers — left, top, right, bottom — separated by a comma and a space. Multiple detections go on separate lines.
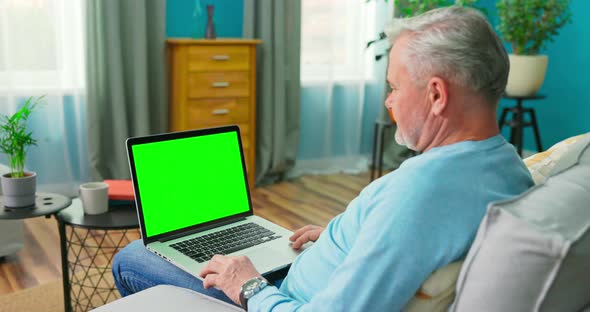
505, 54, 548, 97
1, 172, 37, 208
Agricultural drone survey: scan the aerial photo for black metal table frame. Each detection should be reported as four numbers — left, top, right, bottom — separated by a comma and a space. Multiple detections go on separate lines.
56, 202, 139, 312
0, 194, 73, 308
371, 120, 395, 181
57, 221, 136, 312
499, 95, 545, 156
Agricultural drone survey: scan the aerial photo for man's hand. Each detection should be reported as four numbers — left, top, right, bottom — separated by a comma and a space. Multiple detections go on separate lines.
198, 255, 262, 305
289, 224, 325, 249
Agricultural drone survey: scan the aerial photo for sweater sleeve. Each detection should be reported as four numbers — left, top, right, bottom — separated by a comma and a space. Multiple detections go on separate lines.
248, 191, 450, 312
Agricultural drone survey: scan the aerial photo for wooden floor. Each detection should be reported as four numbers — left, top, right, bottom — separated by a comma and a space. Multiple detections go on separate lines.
0, 172, 372, 296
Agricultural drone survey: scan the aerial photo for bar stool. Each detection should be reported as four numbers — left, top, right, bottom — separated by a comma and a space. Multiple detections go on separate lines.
499, 94, 545, 156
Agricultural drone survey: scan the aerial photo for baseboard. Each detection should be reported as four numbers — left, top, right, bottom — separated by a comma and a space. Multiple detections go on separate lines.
288, 155, 369, 178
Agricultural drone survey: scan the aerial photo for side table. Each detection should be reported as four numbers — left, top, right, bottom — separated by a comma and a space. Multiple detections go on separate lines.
0, 192, 71, 259
56, 198, 139, 312
499, 94, 545, 156
0, 192, 71, 220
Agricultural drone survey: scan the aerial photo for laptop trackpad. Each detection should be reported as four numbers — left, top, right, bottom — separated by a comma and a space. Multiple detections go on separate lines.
244, 249, 292, 274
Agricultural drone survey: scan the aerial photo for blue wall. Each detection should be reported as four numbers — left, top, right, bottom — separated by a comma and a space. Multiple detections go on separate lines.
513, 0, 590, 150
483, 0, 590, 150
166, 0, 243, 38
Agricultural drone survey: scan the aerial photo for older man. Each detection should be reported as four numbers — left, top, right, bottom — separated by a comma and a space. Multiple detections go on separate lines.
113, 6, 533, 311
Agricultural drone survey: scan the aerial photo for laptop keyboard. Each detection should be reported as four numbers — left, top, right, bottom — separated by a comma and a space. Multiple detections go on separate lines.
170, 223, 281, 263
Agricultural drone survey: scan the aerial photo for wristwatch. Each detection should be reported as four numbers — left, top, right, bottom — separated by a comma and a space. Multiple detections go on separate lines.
239, 276, 268, 310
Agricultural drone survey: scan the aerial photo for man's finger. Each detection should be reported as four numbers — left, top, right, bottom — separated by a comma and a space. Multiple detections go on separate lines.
203, 273, 218, 289
289, 226, 308, 241
290, 225, 312, 241
199, 259, 224, 278
210, 254, 228, 263
309, 230, 321, 241
292, 232, 310, 249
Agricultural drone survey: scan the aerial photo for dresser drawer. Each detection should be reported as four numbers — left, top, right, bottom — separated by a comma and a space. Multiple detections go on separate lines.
187, 46, 250, 72
185, 98, 249, 127
187, 72, 250, 98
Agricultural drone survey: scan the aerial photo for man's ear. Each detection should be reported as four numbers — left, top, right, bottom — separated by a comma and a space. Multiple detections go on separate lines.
427, 77, 448, 116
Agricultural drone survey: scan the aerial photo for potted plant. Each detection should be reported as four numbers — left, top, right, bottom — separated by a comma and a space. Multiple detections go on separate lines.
396, 0, 479, 17
0, 96, 42, 208
497, 0, 572, 96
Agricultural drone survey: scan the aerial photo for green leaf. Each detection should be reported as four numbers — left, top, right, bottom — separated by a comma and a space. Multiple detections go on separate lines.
497, 0, 572, 55
0, 96, 44, 176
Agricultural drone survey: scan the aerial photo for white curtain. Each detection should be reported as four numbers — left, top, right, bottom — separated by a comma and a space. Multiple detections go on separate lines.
0, 0, 88, 197
291, 0, 393, 177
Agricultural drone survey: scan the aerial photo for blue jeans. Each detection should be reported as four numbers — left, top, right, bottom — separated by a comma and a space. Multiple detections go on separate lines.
112, 240, 286, 306
112, 240, 235, 304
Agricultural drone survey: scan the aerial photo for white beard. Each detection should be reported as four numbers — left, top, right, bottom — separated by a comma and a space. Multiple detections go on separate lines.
395, 126, 417, 151
394, 128, 408, 147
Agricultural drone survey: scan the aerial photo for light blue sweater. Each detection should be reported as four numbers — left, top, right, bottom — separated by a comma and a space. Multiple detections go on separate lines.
249, 135, 533, 311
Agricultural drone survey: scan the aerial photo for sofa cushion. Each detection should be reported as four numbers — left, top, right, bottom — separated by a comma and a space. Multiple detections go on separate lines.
419, 261, 463, 298
92, 285, 241, 312
450, 133, 590, 312
524, 133, 588, 184
404, 261, 463, 312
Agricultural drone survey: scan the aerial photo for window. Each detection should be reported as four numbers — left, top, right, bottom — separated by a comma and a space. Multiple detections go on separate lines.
0, 0, 85, 93
300, 0, 377, 83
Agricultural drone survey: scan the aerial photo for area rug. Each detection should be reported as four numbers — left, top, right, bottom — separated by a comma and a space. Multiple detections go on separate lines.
0, 279, 64, 312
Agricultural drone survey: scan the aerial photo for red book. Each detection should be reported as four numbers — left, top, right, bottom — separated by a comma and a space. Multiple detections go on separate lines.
104, 179, 135, 201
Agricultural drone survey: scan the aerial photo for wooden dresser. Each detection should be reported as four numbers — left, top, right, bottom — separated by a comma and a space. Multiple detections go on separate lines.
167, 39, 261, 188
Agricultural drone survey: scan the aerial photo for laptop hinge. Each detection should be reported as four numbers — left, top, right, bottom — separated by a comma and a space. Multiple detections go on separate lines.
159, 217, 247, 243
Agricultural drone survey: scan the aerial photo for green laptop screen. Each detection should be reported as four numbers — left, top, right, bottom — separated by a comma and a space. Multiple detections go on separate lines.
131, 131, 250, 238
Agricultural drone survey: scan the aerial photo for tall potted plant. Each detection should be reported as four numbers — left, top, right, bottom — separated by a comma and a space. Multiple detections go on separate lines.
396, 0, 479, 17
0, 96, 41, 208
497, 0, 572, 96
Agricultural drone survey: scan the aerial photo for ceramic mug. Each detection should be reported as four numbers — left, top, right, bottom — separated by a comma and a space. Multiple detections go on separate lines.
79, 182, 109, 215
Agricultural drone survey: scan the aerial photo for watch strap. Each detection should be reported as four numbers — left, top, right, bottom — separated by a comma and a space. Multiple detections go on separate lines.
239, 277, 268, 310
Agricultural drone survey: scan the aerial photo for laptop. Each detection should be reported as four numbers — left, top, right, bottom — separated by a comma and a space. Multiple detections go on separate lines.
126, 125, 303, 279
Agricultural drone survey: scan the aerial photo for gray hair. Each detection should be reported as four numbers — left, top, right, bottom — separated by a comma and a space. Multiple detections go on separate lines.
386, 6, 509, 104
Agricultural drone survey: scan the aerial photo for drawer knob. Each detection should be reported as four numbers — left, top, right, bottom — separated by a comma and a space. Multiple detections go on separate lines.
211, 55, 230, 61
212, 82, 230, 88
212, 109, 230, 115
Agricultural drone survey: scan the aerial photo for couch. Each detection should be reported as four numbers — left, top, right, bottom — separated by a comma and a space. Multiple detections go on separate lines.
0, 163, 24, 258
93, 133, 590, 312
